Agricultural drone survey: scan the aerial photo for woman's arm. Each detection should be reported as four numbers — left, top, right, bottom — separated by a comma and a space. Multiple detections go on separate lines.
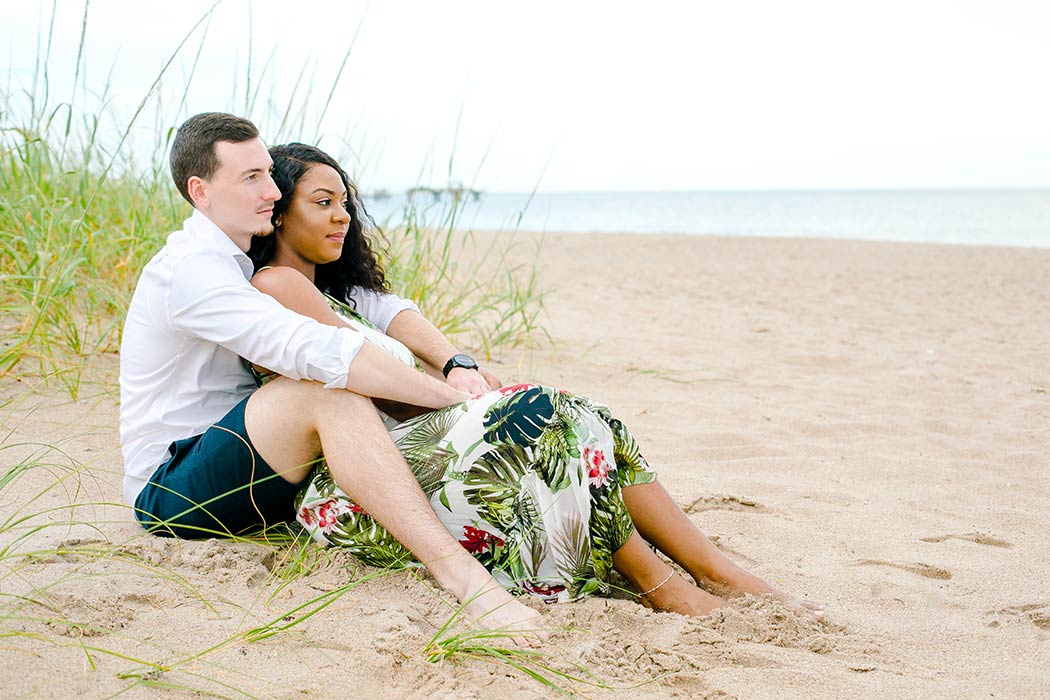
251, 267, 467, 411
385, 310, 501, 394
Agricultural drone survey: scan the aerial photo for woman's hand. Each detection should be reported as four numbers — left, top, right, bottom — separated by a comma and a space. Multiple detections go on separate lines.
446, 367, 492, 396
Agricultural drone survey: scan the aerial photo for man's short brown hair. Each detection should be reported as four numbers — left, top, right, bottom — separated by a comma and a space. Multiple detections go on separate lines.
169, 112, 260, 205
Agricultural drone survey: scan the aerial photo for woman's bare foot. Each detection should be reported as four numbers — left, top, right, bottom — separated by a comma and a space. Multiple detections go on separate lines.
692, 565, 825, 621
786, 598, 826, 621
640, 571, 729, 616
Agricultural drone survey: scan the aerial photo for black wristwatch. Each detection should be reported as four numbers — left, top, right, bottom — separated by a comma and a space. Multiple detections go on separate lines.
442, 353, 479, 377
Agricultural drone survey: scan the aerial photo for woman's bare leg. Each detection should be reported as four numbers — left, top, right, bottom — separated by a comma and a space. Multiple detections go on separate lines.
612, 530, 727, 616
622, 481, 824, 618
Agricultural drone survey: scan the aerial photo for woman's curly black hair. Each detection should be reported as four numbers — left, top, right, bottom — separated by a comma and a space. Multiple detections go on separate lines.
247, 142, 388, 300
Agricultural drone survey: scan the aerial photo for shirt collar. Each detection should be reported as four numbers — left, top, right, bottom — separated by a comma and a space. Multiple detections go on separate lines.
188, 209, 257, 281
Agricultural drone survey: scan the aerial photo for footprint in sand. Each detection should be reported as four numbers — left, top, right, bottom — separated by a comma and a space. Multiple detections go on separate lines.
855, 559, 952, 580
920, 533, 1012, 548
685, 494, 767, 514
49, 592, 166, 638
986, 603, 1050, 631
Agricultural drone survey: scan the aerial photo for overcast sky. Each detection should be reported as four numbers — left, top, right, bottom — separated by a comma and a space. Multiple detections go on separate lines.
2, 1, 1048, 192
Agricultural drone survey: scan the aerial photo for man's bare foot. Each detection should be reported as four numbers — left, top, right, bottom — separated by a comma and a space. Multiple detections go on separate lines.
426, 554, 546, 646
457, 575, 547, 647
640, 571, 728, 616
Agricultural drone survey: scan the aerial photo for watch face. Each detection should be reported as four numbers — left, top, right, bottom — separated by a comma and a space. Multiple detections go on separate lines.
453, 353, 478, 369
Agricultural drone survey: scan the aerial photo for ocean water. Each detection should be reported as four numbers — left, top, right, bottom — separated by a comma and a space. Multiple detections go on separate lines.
363, 189, 1050, 248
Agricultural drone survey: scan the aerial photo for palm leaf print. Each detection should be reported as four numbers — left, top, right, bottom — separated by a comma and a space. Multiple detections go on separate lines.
483, 388, 553, 446
608, 417, 654, 486
550, 511, 594, 597
395, 406, 460, 453
305, 465, 337, 498
512, 488, 549, 581
533, 404, 581, 493
569, 392, 613, 423
463, 444, 532, 528
513, 485, 543, 536
587, 483, 636, 587
394, 408, 462, 495
325, 294, 374, 328
403, 444, 459, 496
328, 514, 415, 569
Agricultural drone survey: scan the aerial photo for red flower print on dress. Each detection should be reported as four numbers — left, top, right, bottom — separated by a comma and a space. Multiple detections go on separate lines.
523, 582, 566, 598
498, 383, 536, 397
583, 446, 614, 488
308, 498, 350, 535
459, 525, 505, 554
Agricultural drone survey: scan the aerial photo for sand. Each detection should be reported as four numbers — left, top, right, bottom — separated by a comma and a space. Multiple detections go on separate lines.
1, 232, 1048, 699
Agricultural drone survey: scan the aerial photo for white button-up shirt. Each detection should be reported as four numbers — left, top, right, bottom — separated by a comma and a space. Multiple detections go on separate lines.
120, 210, 376, 506
346, 285, 419, 334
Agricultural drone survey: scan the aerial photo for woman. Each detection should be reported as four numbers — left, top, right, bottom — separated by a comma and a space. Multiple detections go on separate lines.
247, 143, 823, 619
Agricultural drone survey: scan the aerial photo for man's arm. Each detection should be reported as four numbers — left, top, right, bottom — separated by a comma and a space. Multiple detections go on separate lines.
169, 253, 467, 409
345, 340, 467, 408
384, 310, 499, 394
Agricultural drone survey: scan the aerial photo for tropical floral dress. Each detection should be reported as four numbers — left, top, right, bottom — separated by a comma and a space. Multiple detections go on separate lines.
292, 297, 657, 602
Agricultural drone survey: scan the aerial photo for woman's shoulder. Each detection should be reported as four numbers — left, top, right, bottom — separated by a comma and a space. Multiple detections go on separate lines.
251, 265, 313, 293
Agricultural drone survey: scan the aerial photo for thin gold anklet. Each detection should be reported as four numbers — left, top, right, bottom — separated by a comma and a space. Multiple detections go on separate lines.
639, 568, 675, 597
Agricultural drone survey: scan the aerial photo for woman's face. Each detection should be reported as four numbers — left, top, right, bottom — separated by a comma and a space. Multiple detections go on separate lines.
276, 163, 350, 266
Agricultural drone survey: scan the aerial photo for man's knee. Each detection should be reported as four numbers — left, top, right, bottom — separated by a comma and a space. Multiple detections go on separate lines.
251, 377, 376, 421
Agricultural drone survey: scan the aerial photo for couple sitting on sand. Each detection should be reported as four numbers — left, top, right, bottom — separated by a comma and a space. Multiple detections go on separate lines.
120, 112, 822, 642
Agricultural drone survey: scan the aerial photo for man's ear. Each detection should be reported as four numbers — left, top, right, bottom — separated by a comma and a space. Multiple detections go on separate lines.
187, 176, 208, 209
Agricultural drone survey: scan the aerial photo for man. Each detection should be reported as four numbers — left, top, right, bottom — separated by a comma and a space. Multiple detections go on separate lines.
119, 112, 542, 640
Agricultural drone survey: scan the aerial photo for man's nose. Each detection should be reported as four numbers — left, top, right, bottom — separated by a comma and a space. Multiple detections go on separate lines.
265, 175, 281, 202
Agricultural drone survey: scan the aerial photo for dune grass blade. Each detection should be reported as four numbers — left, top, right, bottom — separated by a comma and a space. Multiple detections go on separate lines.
1, 8, 545, 395
239, 566, 397, 642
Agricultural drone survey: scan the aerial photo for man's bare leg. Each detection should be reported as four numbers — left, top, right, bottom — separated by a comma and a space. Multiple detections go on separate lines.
622, 481, 824, 619
612, 530, 727, 616
244, 377, 545, 642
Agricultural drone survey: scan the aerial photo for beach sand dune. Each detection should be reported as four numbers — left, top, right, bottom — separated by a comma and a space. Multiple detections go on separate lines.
1, 233, 1047, 698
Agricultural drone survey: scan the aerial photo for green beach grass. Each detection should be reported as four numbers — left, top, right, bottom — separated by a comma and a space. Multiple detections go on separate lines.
0, 4, 546, 398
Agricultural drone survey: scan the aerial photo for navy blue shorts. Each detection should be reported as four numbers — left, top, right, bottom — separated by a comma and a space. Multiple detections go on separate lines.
134, 396, 303, 539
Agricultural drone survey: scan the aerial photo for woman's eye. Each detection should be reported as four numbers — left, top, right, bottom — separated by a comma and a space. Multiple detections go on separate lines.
318, 198, 331, 206
341, 200, 349, 210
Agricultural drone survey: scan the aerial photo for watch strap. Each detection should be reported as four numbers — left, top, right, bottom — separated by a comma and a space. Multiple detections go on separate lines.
442, 353, 478, 377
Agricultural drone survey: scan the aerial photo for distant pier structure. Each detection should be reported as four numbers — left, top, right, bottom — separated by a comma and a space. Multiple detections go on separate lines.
406, 182, 483, 202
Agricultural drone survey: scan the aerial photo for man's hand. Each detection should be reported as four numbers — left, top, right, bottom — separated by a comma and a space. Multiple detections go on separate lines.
479, 367, 502, 390
446, 366, 492, 396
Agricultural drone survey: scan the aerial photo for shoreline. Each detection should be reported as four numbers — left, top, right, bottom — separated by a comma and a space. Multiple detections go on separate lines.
471, 227, 1050, 251
364, 187, 1050, 250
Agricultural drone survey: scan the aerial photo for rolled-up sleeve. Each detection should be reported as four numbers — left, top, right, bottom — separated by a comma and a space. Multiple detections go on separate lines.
347, 286, 420, 332
166, 251, 363, 388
